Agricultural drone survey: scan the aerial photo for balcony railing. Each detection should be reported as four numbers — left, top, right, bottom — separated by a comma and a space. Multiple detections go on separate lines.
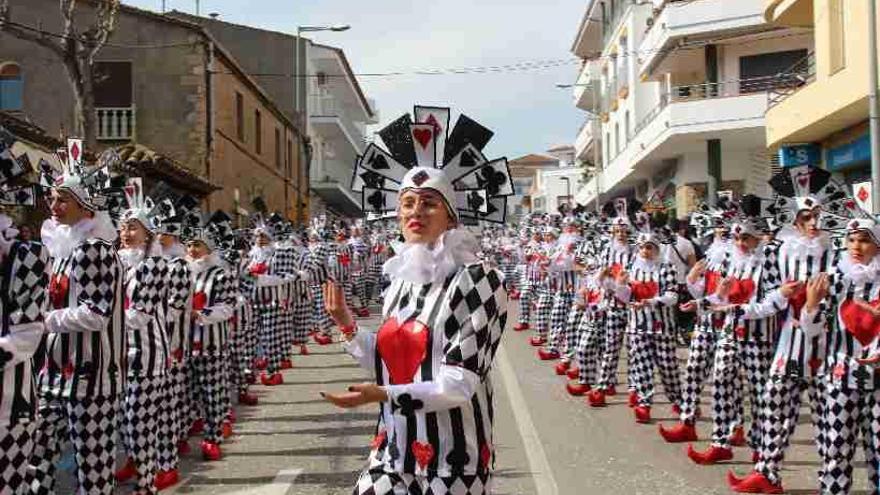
96, 106, 135, 141
767, 52, 816, 109
602, 0, 636, 44
309, 94, 366, 150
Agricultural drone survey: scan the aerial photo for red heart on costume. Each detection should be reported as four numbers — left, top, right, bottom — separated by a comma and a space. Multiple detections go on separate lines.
705, 270, 721, 295
629, 281, 658, 302
480, 443, 492, 467
370, 430, 387, 450
586, 290, 601, 305
411, 441, 434, 469
192, 292, 208, 311
377, 317, 428, 385
172, 348, 183, 362
413, 129, 433, 149
62, 363, 74, 378
49, 274, 69, 310
338, 253, 351, 266
797, 175, 809, 187
787, 284, 807, 319
728, 279, 756, 305
249, 262, 268, 275
839, 299, 880, 347
609, 263, 623, 279
124, 297, 131, 311
734, 327, 747, 339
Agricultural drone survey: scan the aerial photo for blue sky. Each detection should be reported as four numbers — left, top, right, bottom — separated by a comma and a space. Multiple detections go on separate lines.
122, 0, 587, 160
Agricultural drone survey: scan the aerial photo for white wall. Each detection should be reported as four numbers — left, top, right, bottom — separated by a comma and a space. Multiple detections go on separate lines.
719, 32, 813, 83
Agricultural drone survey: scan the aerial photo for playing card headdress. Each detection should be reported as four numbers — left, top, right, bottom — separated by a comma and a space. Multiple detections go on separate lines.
602, 197, 642, 230
43, 139, 117, 212
351, 105, 512, 224
249, 197, 276, 241
178, 196, 231, 251
690, 196, 736, 239
0, 127, 39, 208
727, 195, 771, 238
765, 166, 849, 227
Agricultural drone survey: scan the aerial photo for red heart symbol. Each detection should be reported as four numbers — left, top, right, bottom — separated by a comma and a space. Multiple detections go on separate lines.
609, 263, 623, 279
411, 441, 434, 469
705, 270, 721, 296
480, 443, 492, 467
797, 174, 809, 187
377, 317, 428, 385
192, 292, 208, 311
788, 284, 807, 319
586, 290, 601, 305
249, 262, 268, 275
833, 363, 846, 378
809, 357, 822, 374
49, 274, 69, 310
192, 342, 203, 352
172, 348, 183, 362
370, 430, 387, 450
124, 297, 131, 311
629, 281, 658, 301
727, 279, 756, 304
413, 129, 433, 149
62, 363, 74, 378
338, 253, 351, 266
734, 327, 747, 339
839, 299, 880, 346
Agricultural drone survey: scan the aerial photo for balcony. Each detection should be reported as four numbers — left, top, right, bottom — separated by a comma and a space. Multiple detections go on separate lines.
310, 94, 366, 155
573, 61, 601, 111
574, 118, 598, 160
96, 106, 136, 141
639, 0, 768, 78
767, 52, 815, 109
765, 0, 814, 27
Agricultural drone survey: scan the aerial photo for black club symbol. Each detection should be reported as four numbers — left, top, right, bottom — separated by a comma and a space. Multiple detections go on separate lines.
368, 153, 390, 170
367, 190, 386, 212
475, 167, 507, 196
394, 393, 424, 415
467, 192, 485, 212
361, 171, 386, 189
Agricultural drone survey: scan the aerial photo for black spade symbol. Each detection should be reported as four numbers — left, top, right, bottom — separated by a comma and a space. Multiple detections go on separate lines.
475, 167, 507, 196
14, 189, 31, 204
483, 201, 498, 216
460, 149, 477, 168
368, 153, 390, 170
367, 190, 386, 212
361, 171, 386, 189
467, 191, 485, 211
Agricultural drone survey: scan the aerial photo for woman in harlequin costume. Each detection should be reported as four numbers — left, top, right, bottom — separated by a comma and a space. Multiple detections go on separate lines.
0, 206, 50, 494
308, 225, 335, 345
182, 214, 234, 461
588, 203, 636, 407
606, 218, 682, 423
366, 230, 390, 305
28, 162, 124, 495
113, 190, 171, 495
681, 203, 778, 466
512, 224, 542, 333
322, 107, 510, 495
728, 166, 848, 493
349, 222, 372, 317
539, 216, 585, 368
527, 227, 556, 348
151, 199, 193, 488
565, 246, 606, 396
660, 204, 733, 443
801, 212, 880, 494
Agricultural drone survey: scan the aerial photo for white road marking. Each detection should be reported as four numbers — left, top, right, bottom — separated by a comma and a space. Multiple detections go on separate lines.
226, 468, 303, 495
496, 345, 560, 495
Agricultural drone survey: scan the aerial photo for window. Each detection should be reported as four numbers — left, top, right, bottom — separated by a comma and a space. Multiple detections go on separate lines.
235, 92, 244, 141
605, 132, 611, 165
829, 0, 846, 73
739, 49, 809, 92
624, 111, 630, 145
287, 138, 293, 178
0, 62, 23, 111
274, 127, 281, 169
254, 109, 262, 154
93, 61, 132, 107
614, 123, 620, 155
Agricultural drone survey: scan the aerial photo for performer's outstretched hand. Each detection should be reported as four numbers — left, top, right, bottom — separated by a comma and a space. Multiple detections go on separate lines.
324, 280, 354, 327
321, 383, 388, 408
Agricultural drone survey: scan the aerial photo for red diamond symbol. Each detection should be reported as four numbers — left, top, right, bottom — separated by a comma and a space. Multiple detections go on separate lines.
858, 186, 870, 203
70, 142, 80, 162
425, 114, 441, 137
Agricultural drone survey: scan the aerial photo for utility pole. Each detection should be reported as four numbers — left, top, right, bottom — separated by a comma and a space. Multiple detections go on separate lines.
869, 0, 880, 213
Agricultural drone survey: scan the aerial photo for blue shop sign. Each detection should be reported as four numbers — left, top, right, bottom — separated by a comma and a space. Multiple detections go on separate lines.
779, 144, 822, 168
826, 133, 871, 172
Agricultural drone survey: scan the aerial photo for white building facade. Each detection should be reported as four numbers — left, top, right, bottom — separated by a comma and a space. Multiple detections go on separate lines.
569, 0, 811, 216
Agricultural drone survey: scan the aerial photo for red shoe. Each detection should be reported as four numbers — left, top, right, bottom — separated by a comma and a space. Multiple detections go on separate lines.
687, 444, 733, 465
634, 405, 651, 423
566, 382, 590, 396
155, 468, 180, 490
752, 450, 760, 463
537, 348, 560, 361
115, 458, 136, 482
729, 426, 746, 447
357, 307, 370, 317
188, 418, 204, 436
554, 361, 570, 375
263, 372, 283, 386
513, 323, 530, 332
529, 336, 545, 346
201, 440, 222, 461
566, 367, 580, 380
178, 440, 191, 455
315, 333, 333, 345
603, 385, 617, 396
239, 392, 259, 406
587, 389, 606, 407
728, 471, 783, 494
221, 421, 233, 439
299, 344, 310, 355
658, 422, 698, 443
279, 359, 293, 370
628, 391, 638, 408
510, 291, 520, 300
672, 404, 682, 416
254, 357, 268, 370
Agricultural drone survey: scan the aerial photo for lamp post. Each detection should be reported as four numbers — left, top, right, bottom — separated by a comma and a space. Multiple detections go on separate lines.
868, 0, 880, 213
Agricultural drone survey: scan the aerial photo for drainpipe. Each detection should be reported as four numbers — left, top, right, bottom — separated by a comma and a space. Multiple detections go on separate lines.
205, 37, 215, 210
869, 0, 880, 214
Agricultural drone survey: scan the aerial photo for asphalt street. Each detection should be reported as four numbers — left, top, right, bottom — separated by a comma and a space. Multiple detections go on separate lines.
99, 300, 871, 494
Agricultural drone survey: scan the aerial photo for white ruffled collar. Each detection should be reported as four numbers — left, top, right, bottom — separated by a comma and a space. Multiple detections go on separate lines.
838, 253, 880, 286
187, 252, 221, 276
41, 212, 118, 260
631, 254, 659, 273
778, 228, 830, 259
383, 228, 478, 285
161, 241, 186, 259
248, 245, 274, 266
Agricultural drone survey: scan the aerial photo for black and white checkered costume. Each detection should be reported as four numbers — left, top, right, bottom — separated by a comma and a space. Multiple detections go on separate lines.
516, 242, 542, 326
544, 241, 584, 356
573, 278, 605, 385
801, 253, 880, 494
740, 236, 832, 485
309, 241, 334, 334
0, 241, 49, 495
533, 244, 554, 338
28, 237, 124, 495
158, 256, 191, 472
613, 257, 681, 408
345, 262, 507, 494
188, 259, 233, 444
349, 236, 370, 309
366, 242, 390, 305
247, 246, 287, 373
119, 252, 170, 493
595, 241, 634, 390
